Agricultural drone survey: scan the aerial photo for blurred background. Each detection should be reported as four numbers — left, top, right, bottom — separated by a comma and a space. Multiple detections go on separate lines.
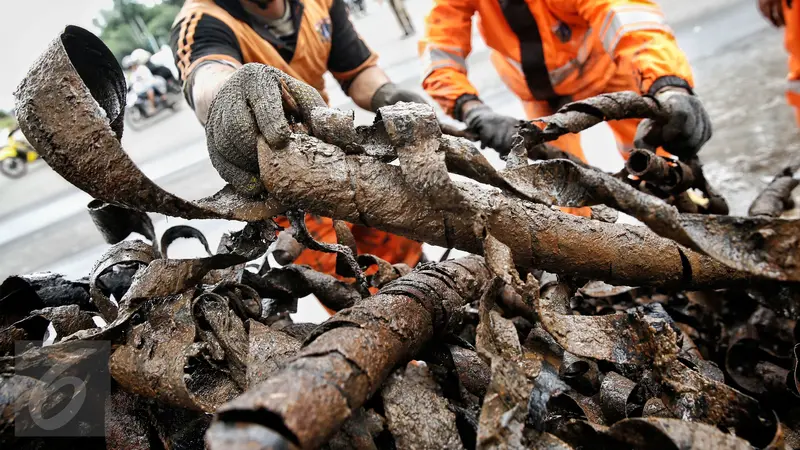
0, 0, 797, 323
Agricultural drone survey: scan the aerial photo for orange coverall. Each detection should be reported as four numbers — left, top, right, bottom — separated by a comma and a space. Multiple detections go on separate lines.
420, 0, 695, 161
783, 0, 800, 124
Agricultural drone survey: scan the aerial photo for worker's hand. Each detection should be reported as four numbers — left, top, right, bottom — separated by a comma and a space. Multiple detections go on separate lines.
205, 64, 292, 196
758, 0, 785, 27
463, 104, 519, 156
370, 82, 428, 110
634, 88, 712, 160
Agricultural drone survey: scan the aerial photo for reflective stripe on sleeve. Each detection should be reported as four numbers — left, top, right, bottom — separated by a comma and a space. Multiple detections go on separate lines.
600, 7, 670, 54
421, 45, 468, 80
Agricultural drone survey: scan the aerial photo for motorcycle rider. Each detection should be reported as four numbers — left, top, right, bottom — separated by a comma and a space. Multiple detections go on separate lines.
131, 48, 180, 92
129, 52, 168, 115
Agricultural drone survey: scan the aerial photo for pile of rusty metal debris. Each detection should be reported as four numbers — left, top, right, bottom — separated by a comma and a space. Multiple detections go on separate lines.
4, 26, 800, 449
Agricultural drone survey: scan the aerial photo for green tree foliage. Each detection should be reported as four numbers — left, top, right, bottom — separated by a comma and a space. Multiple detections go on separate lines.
95, 0, 181, 62
0, 110, 15, 131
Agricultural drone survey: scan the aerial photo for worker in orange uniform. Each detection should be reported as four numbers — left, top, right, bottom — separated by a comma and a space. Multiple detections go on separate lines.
758, 0, 800, 125
419, 0, 712, 162
170, 0, 425, 275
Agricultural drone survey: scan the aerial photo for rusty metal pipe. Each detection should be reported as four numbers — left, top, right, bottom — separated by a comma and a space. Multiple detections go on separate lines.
626, 148, 672, 182
626, 149, 696, 194
206, 256, 491, 449
662, 159, 696, 193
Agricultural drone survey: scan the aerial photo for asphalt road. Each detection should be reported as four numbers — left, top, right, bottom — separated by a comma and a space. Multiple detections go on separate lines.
0, 0, 787, 284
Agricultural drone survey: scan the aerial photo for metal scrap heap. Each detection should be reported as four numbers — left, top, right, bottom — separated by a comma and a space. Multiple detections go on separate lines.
4, 26, 800, 450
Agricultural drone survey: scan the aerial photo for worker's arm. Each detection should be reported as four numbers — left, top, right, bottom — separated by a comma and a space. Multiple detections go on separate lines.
574, 0, 692, 95
419, 0, 478, 119
169, 13, 243, 124
326, 0, 426, 111
573, 0, 711, 156
420, 0, 519, 155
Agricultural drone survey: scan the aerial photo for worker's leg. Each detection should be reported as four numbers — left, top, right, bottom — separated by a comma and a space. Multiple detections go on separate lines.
401, 1, 415, 35
274, 215, 423, 274
784, 0, 800, 126
390, 0, 412, 36
147, 89, 156, 110
351, 225, 423, 268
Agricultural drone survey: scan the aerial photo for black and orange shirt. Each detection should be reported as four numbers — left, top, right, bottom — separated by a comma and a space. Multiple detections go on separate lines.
169, 0, 378, 102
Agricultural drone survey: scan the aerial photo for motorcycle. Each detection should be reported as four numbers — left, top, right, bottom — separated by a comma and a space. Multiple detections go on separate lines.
124, 75, 182, 130
0, 128, 39, 178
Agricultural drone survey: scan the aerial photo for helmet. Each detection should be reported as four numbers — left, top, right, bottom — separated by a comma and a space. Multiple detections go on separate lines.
121, 55, 134, 69
131, 48, 152, 65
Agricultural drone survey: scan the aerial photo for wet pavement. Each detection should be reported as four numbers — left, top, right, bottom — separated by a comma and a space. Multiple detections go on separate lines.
694, 26, 800, 215
0, 0, 795, 280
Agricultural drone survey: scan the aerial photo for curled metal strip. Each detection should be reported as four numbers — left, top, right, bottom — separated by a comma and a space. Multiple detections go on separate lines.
89, 240, 155, 322
14, 26, 284, 222
88, 200, 156, 245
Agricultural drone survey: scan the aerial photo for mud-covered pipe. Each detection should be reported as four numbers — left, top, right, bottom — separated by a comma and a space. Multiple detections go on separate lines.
206, 256, 491, 449
662, 159, 695, 193
748, 171, 799, 217
626, 149, 695, 193
258, 137, 748, 289
626, 149, 672, 182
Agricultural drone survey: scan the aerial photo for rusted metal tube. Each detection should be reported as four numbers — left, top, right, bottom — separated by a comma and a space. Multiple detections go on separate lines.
626, 148, 672, 182
749, 169, 799, 217
626, 149, 696, 194
662, 158, 696, 193
206, 256, 491, 449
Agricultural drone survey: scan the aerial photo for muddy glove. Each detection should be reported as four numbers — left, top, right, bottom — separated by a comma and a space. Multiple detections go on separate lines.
634, 89, 712, 160
205, 64, 296, 196
463, 105, 519, 156
370, 82, 427, 111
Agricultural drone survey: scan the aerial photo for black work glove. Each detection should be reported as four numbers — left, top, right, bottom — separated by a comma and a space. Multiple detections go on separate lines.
634, 89, 712, 160
205, 64, 324, 196
463, 104, 520, 156
370, 82, 428, 111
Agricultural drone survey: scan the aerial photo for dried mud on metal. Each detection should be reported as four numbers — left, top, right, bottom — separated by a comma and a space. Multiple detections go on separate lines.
5, 26, 800, 449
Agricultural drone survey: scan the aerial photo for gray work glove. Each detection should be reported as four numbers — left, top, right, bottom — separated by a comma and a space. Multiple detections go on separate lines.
205, 64, 324, 196
634, 89, 712, 160
463, 104, 520, 156
370, 82, 428, 111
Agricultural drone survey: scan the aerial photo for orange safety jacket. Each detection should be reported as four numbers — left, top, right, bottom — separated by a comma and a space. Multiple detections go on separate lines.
171, 0, 379, 101
170, 0, 424, 274
420, 0, 694, 119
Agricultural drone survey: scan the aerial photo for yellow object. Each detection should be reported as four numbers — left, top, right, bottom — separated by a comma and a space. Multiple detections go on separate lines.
1, 131, 38, 163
